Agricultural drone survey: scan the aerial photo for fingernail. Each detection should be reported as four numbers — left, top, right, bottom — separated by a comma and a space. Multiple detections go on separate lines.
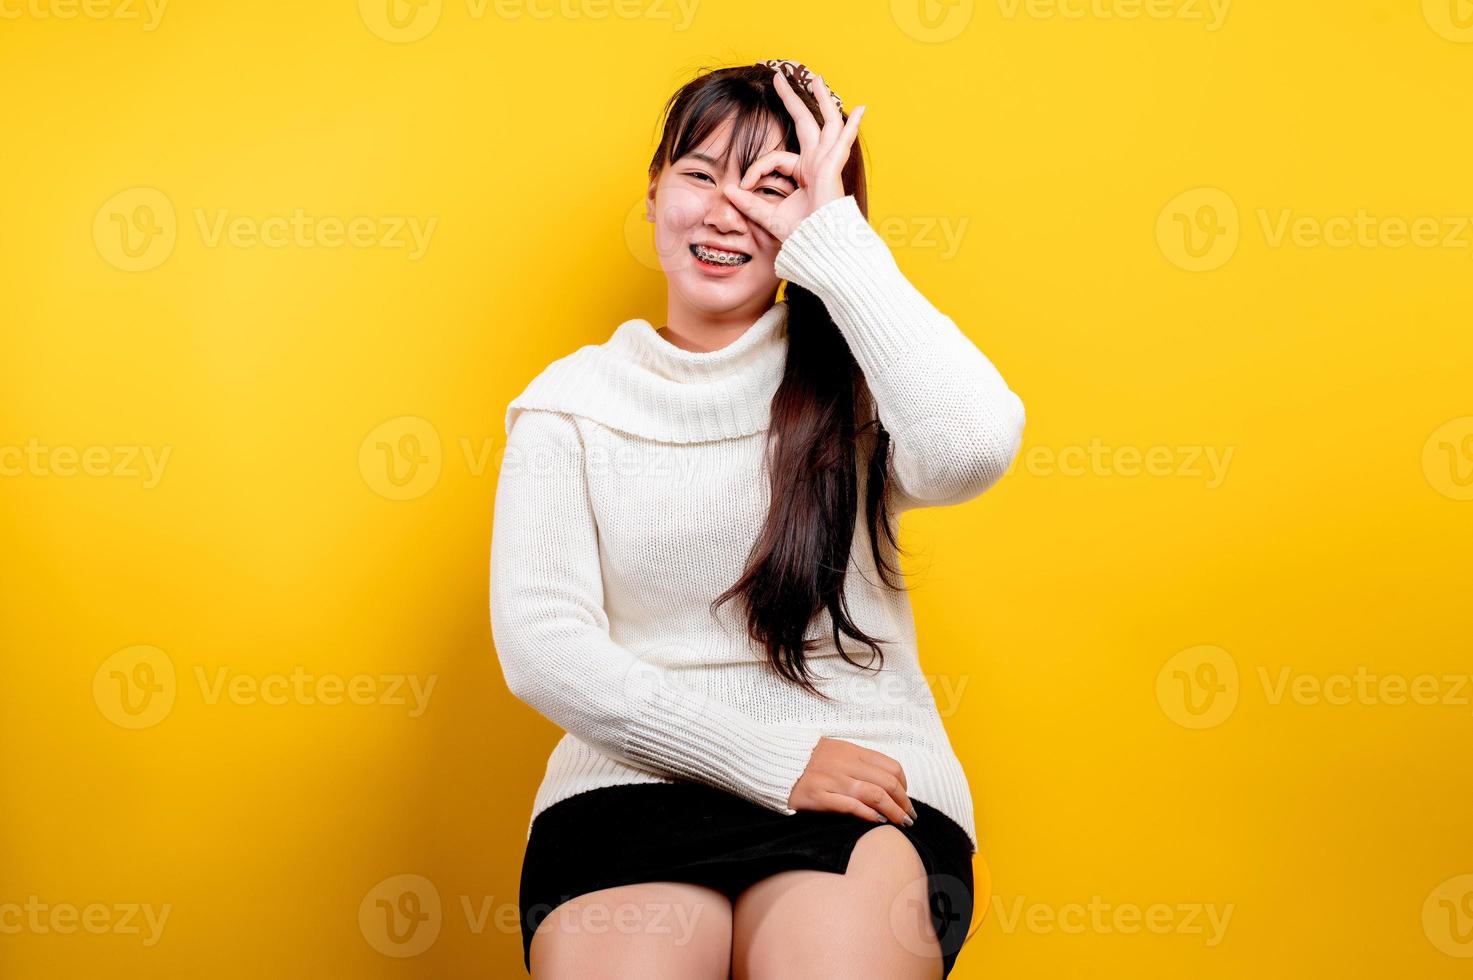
903, 814, 914, 826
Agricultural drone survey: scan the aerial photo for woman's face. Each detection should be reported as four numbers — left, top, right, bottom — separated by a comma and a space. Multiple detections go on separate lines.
646, 114, 797, 324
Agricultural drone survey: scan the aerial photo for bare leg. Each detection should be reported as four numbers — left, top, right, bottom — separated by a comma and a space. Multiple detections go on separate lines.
528, 880, 732, 980
731, 825, 944, 980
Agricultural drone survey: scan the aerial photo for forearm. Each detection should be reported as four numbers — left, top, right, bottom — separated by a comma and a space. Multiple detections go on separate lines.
491, 619, 824, 813
773, 194, 1027, 506
489, 409, 825, 813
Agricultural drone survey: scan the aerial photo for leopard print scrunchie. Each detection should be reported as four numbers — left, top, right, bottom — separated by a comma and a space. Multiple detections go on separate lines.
757, 59, 845, 113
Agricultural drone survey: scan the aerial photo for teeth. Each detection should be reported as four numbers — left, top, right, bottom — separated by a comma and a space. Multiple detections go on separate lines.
693, 244, 750, 266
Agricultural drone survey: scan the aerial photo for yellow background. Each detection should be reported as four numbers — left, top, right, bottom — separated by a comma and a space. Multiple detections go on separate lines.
3, 0, 1471, 976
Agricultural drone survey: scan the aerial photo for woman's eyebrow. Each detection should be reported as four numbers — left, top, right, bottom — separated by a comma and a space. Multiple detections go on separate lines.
683, 152, 726, 168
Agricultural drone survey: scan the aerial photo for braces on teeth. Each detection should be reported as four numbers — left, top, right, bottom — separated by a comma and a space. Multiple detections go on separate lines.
693, 244, 750, 266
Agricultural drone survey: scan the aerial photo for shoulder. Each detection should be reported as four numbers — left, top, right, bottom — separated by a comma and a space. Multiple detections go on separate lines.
502, 410, 589, 484
502, 343, 604, 438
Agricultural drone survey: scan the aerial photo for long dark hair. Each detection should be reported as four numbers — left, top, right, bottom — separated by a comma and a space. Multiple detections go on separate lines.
646, 63, 911, 699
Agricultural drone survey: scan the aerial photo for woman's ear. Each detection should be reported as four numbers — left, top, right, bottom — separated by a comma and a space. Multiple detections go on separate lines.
645, 177, 658, 222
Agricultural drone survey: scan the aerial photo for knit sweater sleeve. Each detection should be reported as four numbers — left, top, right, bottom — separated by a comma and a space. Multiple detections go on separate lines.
772, 194, 1027, 511
489, 408, 827, 814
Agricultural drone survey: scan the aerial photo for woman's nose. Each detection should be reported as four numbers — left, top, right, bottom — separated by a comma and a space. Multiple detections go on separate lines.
702, 184, 746, 230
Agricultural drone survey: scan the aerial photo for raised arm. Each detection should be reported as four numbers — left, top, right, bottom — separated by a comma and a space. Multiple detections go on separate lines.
489, 408, 825, 813
773, 194, 1027, 512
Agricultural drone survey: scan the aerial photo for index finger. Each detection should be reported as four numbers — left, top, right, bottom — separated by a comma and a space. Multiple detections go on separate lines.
739, 149, 800, 190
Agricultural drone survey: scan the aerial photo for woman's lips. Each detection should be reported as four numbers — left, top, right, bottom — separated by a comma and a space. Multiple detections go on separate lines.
690, 243, 750, 276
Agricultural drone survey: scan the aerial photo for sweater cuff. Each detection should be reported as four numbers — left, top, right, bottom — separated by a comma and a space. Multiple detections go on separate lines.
623, 685, 825, 814
773, 194, 964, 380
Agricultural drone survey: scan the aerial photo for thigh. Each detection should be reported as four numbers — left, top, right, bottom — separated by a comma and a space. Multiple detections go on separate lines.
528, 880, 732, 980
731, 825, 943, 980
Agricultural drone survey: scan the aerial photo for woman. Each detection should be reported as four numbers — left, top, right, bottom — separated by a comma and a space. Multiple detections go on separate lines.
490, 59, 1026, 978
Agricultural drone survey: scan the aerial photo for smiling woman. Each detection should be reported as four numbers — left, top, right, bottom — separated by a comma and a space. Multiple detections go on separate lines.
641, 62, 865, 355
490, 59, 1026, 979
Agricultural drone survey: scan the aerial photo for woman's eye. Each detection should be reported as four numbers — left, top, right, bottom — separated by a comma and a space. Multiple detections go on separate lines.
683, 170, 785, 197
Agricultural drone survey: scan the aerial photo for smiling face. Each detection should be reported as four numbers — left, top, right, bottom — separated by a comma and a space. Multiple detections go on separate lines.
646, 113, 797, 331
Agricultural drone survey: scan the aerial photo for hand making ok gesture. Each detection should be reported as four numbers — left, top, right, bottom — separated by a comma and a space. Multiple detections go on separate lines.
720, 69, 867, 243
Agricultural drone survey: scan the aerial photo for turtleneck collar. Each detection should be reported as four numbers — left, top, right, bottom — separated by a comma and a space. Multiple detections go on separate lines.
602, 301, 789, 384
504, 299, 791, 444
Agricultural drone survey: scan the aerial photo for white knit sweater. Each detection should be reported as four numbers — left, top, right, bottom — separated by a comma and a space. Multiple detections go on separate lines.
489, 194, 1026, 853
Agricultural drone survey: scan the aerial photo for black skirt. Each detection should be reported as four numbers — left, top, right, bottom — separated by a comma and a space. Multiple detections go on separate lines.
518, 782, 977, 977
